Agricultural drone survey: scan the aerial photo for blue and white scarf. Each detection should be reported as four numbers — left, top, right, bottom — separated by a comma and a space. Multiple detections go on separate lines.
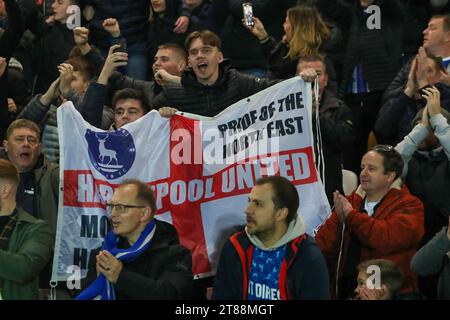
74, 220, 156, 300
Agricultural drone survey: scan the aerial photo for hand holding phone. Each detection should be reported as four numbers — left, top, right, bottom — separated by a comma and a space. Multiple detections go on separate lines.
243, 3, 254, 27
113, 37, 127, 54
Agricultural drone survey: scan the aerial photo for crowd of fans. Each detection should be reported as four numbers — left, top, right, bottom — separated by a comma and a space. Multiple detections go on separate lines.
0, 0, 450, 301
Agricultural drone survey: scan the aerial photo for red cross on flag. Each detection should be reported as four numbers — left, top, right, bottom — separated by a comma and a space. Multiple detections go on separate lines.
52, 77, 331, 281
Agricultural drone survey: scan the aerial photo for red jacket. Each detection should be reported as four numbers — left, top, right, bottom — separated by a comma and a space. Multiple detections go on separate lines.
316, 179, 424, 296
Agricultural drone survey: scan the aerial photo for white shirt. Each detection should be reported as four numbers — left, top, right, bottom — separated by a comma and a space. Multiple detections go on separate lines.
364, 199, 379, 217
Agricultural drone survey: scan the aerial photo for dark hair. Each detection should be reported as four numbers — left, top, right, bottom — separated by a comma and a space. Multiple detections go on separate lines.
121, 179, 157, 214
6, 119, 40, 140
255, 176, 299, 224
64, 55, 95, 82
0, 159, 19, 186
427, 53, 447, 73
430, 14, 450, 32
157, 43, 187, 63
297, 53, 327, 73
370, 145, 404, 180
357, 259, 404, 295
111, 88, 150, 113
185, 30, 221, 51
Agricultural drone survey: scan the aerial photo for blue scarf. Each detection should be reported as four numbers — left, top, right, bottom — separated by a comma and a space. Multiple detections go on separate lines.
74, 220, 156, 300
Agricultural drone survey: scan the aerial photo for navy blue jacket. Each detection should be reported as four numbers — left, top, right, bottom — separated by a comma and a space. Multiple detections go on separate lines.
86, 0, 149, 50
0, 0, 24, 139
375, 83, 450, 145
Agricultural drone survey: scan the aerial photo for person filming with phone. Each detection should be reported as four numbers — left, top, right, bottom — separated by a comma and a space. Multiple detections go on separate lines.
243, 4, 338, 90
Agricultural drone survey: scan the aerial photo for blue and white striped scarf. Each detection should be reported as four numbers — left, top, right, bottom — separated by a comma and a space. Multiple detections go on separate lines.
74, 220, 156, 300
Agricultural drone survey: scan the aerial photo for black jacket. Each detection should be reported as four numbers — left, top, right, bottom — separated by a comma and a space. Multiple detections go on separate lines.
382, 57, 413, 104
79, 72, 153, 130
86, 0, 149, 51
82, 219, 193, 300
406, 150, 450, 244
314, 89, 354, 205
376, 84, 450, 145
316, 0, 405, 96
187, 0, 221, 34
32, 22, 75, 95
219, 0, 297, 70
0, 0, 24, 140
147, 0, 191, 62
261, 38, 339, 94
152, 60, 278, 117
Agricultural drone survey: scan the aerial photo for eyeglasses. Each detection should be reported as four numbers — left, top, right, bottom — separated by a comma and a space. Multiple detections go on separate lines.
106, 203, 146, 214
13, 136, 39, 146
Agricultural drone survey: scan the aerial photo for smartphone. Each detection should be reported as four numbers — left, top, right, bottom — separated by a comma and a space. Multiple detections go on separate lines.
113, 37, 127, 53
243, 2, 254, 27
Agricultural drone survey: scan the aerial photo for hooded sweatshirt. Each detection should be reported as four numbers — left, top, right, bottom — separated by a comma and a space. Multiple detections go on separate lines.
245, 217, 307, 300
212, 216, 330, 300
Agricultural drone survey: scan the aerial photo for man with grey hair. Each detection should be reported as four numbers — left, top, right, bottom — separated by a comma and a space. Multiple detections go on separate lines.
76, 179, 193, 300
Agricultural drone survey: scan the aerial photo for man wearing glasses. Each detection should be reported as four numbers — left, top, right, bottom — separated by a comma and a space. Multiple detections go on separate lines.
315, 145, 424, 299
153, 30, 278, 118
76, 179, 192, 300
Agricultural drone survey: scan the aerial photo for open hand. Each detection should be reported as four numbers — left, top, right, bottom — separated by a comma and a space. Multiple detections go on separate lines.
404, 57, 418, 98
58, 63, 74, 97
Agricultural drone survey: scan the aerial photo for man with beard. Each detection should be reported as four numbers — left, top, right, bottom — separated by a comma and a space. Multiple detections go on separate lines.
212, 176, 330, 300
